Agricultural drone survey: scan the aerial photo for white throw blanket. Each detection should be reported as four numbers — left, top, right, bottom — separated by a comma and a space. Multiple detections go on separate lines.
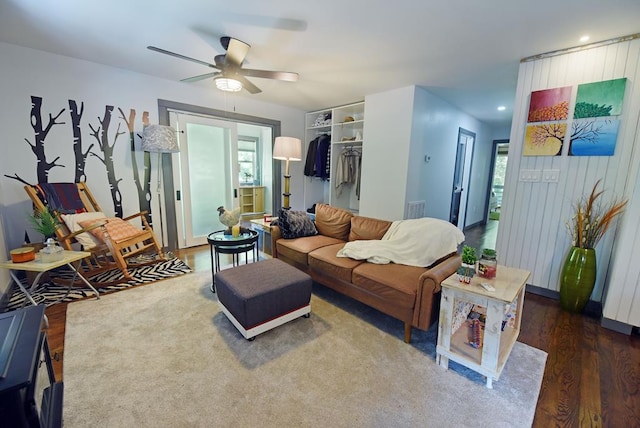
336, 217, 465, 267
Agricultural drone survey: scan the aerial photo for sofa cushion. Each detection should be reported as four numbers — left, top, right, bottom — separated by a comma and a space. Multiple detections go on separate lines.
276, 235, 345, 266
352, 263, 430, 309
309, 243, 365, 283
348, 216, 392, 241
278, 209, 318, 239
314, 204, 353, 241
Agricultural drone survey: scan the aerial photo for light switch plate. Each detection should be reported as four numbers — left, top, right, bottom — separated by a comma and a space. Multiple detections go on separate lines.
542, 169, 560, 182
519, 169, 541, 182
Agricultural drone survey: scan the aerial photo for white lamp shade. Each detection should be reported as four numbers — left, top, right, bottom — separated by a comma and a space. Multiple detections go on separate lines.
215, 77, 243, 92
141, 125, 179, 153
273, 137, 302, 161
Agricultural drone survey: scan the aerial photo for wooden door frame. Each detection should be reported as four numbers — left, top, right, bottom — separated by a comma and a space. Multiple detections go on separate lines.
157, 99, 281, 251
483, 139, 509, 224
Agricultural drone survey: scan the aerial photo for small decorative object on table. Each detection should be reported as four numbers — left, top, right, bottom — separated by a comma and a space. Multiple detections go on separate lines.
39, 238, 63, 262
457, 245, 477, 284
478, 248, 498, 279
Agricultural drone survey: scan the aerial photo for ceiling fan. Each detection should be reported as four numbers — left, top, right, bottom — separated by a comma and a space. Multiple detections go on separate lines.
147, 36, 298, 94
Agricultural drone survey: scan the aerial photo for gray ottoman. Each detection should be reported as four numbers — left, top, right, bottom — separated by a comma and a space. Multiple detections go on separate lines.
215, 258, 312, 340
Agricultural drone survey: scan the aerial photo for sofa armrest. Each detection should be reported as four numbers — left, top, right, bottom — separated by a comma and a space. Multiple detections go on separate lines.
413, 254, 461, 330
270, 225, 282, 258
420, 254, 462, 294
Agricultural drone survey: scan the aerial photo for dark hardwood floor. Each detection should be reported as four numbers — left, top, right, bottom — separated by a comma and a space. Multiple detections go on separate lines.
42, 224, 640, 427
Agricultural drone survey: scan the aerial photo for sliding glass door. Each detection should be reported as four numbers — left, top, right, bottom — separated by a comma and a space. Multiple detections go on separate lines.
171, 114, 239, 248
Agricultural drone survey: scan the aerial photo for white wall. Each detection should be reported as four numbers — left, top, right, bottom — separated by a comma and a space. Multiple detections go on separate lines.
412, 87, 494, 226
604, 143, 640, 327
359, 85, 495, 225
0, 42, 305, 252
497, 38, 640, 311
359, 86, 415, 220
0, 181, 10, 298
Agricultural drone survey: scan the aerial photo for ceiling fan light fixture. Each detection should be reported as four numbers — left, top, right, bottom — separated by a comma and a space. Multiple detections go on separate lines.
215, 76, 243, 92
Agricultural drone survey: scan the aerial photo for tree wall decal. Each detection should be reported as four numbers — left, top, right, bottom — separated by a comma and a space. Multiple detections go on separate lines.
69, 99, 94, 182
89, 105, 125, 218
119, 107, 153, 225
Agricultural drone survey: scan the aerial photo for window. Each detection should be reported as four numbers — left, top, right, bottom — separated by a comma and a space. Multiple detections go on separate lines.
238, 137, 261, 186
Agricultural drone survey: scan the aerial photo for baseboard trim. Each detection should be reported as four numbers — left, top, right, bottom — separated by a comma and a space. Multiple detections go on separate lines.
525, 284, 603, 318
601, 317, 634, 335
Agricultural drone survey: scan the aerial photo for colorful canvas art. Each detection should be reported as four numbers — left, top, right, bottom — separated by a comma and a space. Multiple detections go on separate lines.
574, 78, 627, 118
523, 123, 566, 156
569, 119, 620, 156
527, 86, 571, 122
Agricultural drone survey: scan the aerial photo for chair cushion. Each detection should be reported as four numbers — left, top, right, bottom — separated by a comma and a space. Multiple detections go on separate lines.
61, 211, 107, 249
79, 217, 144, 244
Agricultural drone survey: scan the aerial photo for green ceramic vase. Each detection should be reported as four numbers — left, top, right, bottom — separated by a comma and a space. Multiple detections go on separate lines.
559, 246, 597, 313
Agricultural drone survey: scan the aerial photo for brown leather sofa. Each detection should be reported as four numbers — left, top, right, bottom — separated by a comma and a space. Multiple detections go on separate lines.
271, 203, 461, 343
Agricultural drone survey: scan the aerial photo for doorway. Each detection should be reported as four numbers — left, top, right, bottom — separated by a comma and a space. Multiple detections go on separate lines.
485, 140, 509, 223
449, 128, 475, 230
171, 114, 239, 248
157, 99, 281, 251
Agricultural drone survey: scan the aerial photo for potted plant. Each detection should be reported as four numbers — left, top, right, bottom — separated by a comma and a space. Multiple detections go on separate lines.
560, 179, 627, 313
457, 245, 477, 284
27, 206, 60, 241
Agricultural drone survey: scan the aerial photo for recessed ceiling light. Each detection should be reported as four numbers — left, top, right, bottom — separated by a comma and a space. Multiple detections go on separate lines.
580, 35, 590, 43
497, 106, 506, 111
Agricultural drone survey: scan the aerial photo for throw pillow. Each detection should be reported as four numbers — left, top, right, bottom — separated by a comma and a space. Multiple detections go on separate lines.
78, 217, 143, 244
278, 209, 318, 239
61, 211, 107, 249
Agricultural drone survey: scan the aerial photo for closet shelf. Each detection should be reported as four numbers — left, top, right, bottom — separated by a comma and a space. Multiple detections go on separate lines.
333, 140, 363, 145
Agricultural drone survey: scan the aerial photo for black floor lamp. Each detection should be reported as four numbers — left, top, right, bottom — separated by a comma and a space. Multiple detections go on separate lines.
141, 124, 180, 249
273, 136, 302, 210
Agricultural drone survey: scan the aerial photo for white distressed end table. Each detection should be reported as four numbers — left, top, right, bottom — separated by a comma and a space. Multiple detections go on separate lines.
249, 218, 276, 256
0, 250, 100, 327
436, 265, 530, 388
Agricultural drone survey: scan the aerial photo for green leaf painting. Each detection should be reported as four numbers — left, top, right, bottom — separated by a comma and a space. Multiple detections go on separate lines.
574, 78, 627, 118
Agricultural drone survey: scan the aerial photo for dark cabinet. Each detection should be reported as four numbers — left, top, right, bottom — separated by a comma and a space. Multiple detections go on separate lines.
0, 305, 62, 428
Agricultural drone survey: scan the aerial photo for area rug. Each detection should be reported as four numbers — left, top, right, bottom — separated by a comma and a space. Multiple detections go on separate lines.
63, 270, 547, 428
5, 257, 191, 311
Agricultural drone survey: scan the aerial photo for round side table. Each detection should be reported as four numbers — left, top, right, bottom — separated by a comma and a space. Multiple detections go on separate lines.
207, 229, 259, 293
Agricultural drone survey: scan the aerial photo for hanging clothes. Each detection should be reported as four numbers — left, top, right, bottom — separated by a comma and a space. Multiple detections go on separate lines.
314, 134, 331, 180
304, 136, 319, 177
304, 133, 331, 180
335, 147, 361, 197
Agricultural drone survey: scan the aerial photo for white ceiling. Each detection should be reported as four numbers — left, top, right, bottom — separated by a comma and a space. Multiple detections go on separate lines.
1, 0, 639, 127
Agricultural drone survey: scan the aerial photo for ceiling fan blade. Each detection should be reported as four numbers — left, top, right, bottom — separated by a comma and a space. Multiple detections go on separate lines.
224, 38, 250, 67
234, 75, 262, 94
241, 68, 299, 82
181, 72, 220, 83
147, 46, 219, 69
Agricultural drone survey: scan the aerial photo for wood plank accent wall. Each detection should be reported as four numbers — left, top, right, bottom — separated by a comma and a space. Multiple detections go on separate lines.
496, 37, 640, 317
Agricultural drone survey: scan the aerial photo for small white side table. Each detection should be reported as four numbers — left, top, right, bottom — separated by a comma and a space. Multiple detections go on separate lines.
1, 250, 100, 327
250, 218, 276, 256
436, 265, 530, 388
